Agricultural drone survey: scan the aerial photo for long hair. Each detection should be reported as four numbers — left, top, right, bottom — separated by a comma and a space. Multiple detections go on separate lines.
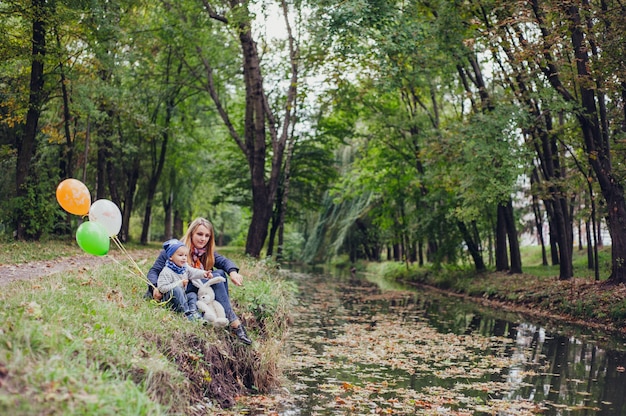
182, 217, 216, 270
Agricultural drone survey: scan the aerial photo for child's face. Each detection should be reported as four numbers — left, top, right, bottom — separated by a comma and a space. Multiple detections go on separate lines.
170, 246, 189, 267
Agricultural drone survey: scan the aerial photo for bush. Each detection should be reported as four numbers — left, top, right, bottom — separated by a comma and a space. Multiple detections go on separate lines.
4, 182, 61, 240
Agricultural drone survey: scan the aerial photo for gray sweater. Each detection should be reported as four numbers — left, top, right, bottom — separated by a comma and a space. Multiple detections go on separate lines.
157, 265, 206, 293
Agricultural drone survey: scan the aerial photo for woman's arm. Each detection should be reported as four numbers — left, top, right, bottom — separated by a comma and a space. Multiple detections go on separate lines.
147, 251, 167, 287
147, 251, 168, 298
214, 252, 243, 286
214, 252, 238, 273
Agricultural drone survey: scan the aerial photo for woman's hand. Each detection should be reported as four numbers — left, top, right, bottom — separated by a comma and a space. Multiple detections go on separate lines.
229, 271, 244, 286
152, 288, 163, 301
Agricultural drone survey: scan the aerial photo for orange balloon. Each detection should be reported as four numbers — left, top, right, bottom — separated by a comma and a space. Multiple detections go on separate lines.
56, 179, 91, 216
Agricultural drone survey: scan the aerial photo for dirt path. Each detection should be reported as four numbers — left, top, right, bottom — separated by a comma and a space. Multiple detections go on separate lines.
0, 250, 156, 287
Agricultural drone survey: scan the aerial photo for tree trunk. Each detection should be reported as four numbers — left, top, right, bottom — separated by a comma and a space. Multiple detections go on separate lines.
564, 3, 626, 282
495, 205, 508, 272
586, 219, 594, 270
552, 197, 573, 280
392, 243, 400, 262
174, 209, 183, 239
277, 222, 285, 262
458, 221, 486, 272
106, 129, 121, 209
266, 200, 280, 258
275, 118, 297, 261
503, 199, 522, 274
548, 218, 559, 266
409, 241, 417, 263
95, 140, 107, 199
530, 173, 548, 266
164, 190, 174, 240
140, 66, 173, 244
120, 155, 140, 243
494, 14, 574, 277
418, 240, 424, 267
586, 170, 600, 280
15, 0, 46, 240
202, 1, 299, 257
56, 30, 74, 180
577, 217, 583, 251
529, 2, 626, 282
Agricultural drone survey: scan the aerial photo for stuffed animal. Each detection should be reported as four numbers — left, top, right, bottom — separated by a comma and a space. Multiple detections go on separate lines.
197, 275, 230, 327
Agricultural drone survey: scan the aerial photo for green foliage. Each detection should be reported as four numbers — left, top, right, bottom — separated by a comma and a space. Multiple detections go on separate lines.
278, 231, 306, 262
300, 189, 374, 263
5, 176, 61, 240
3, 0, 626, 287
609, 301, 626, 326
229, 257, 297, 329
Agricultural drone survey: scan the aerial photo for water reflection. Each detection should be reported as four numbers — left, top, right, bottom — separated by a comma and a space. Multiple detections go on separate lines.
505, 324, 626, 415
282, 266, 626, 415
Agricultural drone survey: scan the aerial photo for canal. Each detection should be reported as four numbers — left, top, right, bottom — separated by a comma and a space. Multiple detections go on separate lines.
277, 268, 626, 415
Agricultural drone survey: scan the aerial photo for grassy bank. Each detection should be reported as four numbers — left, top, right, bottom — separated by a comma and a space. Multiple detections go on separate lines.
368, 245, 626, 338
0, 241, 296, 415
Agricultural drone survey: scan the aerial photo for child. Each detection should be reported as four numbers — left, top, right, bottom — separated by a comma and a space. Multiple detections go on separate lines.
157, 239, 213, 321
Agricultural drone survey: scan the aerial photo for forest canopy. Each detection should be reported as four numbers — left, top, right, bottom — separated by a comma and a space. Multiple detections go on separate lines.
2, 0, 626, 282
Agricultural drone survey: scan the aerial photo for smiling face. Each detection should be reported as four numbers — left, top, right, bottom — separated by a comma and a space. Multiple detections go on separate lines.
191, 224, 212, 250
170, 245, 189, 267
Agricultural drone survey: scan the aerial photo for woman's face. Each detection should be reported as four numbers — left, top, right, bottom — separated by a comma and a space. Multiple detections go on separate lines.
191, 224, 211, 249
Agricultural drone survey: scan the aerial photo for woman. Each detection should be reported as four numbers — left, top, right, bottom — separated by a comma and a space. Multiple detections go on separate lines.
147, 218, 252, 345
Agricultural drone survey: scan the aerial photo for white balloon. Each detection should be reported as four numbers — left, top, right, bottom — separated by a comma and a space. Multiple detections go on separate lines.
88, 199, 122, 237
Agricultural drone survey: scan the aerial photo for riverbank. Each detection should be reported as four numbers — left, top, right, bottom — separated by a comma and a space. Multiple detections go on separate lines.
0, 241, 296, 415
369, 246, 626, 339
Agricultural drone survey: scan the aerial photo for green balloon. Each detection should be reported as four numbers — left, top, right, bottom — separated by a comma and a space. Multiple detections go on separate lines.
76, 221, 110, 256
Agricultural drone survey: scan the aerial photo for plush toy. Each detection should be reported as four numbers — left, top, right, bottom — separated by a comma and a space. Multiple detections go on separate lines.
197, 275, 230, 327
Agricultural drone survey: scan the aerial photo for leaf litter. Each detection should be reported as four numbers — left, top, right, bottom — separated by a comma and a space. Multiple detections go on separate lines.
272, 273, 549, 415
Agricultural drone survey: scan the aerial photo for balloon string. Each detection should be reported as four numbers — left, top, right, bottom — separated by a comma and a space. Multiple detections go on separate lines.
110, 236, 157, 290
111, 236, 145, 276
106, 255, 167, 306
107, 247, 167, 306
108, 256, 148, 283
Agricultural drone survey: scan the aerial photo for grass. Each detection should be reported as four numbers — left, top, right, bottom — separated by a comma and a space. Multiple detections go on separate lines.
0, 237, 159, 264
0, 238, 82, 264
0, 241, 296, 415
519, 244, 612, 279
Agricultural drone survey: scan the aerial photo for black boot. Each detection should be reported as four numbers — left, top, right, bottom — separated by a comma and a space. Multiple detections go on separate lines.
232, 325, 252, 345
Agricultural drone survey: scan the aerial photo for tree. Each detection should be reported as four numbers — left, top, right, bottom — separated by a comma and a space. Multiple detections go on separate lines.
484, 0, 626, 281
14, 0, 49, 240
169, 0, 302, 257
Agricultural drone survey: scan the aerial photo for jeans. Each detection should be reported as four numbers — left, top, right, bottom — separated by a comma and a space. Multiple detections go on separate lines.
163, 285, 190, 314
186, 269, 238, 323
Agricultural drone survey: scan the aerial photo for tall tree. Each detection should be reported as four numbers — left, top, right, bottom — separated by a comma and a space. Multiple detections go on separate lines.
487, 0, 626, 282
177, 0, 301, 257
14, 0, 49, 240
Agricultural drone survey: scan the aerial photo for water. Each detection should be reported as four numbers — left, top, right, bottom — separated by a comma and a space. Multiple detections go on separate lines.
279, 268, 626, 415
